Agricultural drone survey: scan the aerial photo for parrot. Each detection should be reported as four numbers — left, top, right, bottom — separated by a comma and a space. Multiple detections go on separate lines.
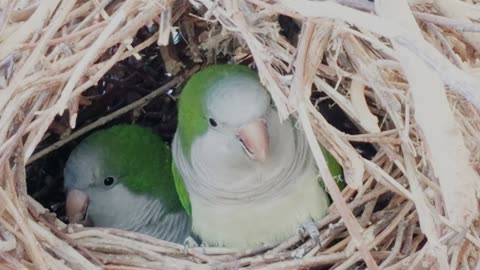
172, 64, 343, 248
64, 124, 191, 244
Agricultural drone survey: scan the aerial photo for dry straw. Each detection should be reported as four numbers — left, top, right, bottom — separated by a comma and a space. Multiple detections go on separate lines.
1, 0, 480, 269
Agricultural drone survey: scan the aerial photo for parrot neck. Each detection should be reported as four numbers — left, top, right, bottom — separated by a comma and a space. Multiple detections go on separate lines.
174, 115, 313, 205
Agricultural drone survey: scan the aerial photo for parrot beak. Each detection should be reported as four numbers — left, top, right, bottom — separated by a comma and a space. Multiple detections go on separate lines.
237, 119, 269, 162
65, 189, 91, 225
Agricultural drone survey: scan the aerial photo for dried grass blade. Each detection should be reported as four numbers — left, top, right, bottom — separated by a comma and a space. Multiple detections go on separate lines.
378, 0, 478, 232
0, 188, 48, 270
376, 1, 478, 269
291, 20, 378, 270
433, 0, 480, 52
350, 80, 381, 133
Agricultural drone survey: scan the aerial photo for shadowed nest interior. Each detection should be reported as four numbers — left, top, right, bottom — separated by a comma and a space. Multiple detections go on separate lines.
2, 0, 480, 269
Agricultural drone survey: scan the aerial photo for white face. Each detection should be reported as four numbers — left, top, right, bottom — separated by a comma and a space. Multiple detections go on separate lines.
64, 145, 150, 229
85, 183, 155, 229
201, 76, 273, 167
186, 76, 298, 196
64, 144, 113, 192
206, 77, 271, 128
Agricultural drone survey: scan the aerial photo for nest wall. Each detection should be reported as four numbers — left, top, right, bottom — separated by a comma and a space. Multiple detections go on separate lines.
1, 0, 480, 269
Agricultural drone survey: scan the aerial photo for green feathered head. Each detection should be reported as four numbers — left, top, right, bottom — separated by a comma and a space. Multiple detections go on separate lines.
64, 125, 183, 212
176, 64, 268, 156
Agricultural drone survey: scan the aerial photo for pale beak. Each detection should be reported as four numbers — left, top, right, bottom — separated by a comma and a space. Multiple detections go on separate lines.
65, 189, 90, 225
237, 119, 269, 162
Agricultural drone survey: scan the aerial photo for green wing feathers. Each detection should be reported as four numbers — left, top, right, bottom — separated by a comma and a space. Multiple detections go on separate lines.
319, 146, 345, 190
172, 161, 192, 216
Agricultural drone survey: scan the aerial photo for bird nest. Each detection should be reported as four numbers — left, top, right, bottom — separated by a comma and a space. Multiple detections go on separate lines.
2, 0, 480, 269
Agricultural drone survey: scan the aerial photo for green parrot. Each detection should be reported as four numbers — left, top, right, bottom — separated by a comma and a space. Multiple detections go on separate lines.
64, 125, 191, 243
172, 64, 343, 248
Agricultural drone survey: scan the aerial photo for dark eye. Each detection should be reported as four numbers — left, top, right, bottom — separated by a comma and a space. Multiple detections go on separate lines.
208, 118, 218, 127
103, 176, 115, 186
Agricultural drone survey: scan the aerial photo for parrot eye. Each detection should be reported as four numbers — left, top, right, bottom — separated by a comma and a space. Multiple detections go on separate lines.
103, 176, 115, 186
208, 118, 218, 127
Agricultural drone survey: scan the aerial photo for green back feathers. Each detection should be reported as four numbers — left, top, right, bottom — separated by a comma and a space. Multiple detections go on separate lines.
177, 64, 259, 156
320, 145, 345, 193
83, 125, 183, 211
172, 161, 191, 216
